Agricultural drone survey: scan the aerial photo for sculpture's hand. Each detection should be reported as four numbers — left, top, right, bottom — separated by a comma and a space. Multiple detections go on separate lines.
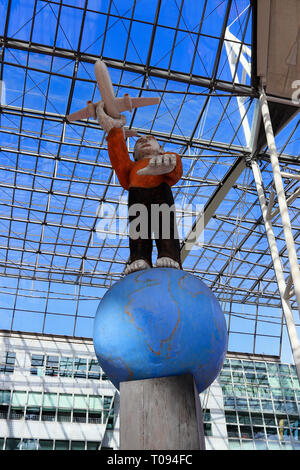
96, 101, 126, 133
137, 153, 177, 176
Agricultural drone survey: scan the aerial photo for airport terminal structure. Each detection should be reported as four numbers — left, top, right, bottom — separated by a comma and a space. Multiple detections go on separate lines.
0, 0, 299, 451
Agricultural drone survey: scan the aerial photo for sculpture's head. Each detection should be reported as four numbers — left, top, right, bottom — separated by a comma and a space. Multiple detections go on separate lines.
133, 135, 164, 161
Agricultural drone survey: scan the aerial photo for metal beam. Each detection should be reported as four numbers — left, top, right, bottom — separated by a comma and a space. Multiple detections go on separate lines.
1, 37, 257, 97
180, 157, 247, 262
251, 158, 300, 381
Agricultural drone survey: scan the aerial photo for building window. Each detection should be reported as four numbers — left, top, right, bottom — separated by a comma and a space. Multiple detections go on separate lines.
0, 390, 11, 405
9, 407, 24, 420
5, 438, 21, 450
55, 440, 70, 451
71, 441, 85, 451
38, 440, 53, 451
0, 352, 16, 373
0, 405, 8, 419
57, 410, 71, 422
30, 354, 105, 381
22, 439, 38, 450
59, 357, 73, 377
30, 355, 44, 375
45, 356, 59, 376
74, 358, 87, 379
88, 360, 101, 380
25, 407, 40, 421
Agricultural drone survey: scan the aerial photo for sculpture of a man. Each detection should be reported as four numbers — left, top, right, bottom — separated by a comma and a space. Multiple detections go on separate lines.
96, 102, 183, 275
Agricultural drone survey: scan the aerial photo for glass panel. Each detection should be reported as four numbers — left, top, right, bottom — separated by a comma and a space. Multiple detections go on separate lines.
238, 412, 251, 425
279, 364, 290, 374
12, 391, 26, 406
246, 386, 259, 398
58, 393, 73, 409
27, 392, 42, 406
25, 407, 40, 421
251, 413, 263, 425
267, 363, 278, 374
88, 411, 102, 424
0, 438, 4, 450
236, 398, 248, 411
248, 399, 260, 412
31, 355, 44, 366
73, 411, 86, 423
89, 395, 103, 410
103, 396, 113, 409
280, 376, 293, 388
41, 409, 56, 421
227, 425, 239, 438
285, 401, 298, 414
39, 440, 53, 450
0, 405, 9, 419
224, 397, 235, 409
55, 440, 69, 450
259, 387, 271, 399
245, 373, 258, 384
73, 358, 87, 378
74, 394, 87, 410
59, 357, 73, 377
263, 414, 276, 426
22, 439, 38, 450
103, 409, 114, 428
260, 400, 274, 412
230, 359, 242, 369
9, 407, 24, 420
254, 362, 267, 372
269, 376, 281, 388
87, 441, 100, 450
266, 427, 279, 440
273, 400, 286, 413
254, 439, 268, 450
241, 440, 254, 450
234, 385, 246, 397
45, 355, 59, 376
0, 390, 11, 404
225, 411, 237, 423
71, 441, 85, 450
43, 392, 58, 408
0, 352, 16, 373
57, 411, 71, 422
253, 426, 265, 439
240, 426, 253, 439
228, 439, 241, 450
232, 372, 244, 384
88, 359, 100, 379
257, 374, 269, 385
5, 438, 21, 450
243, 362, 256, 372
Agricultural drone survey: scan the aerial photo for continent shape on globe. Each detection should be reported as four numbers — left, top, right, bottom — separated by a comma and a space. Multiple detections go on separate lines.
93, 267, 227, 393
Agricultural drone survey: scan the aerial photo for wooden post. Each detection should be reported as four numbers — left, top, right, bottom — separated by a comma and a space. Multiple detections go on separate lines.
120, 374, 206, 450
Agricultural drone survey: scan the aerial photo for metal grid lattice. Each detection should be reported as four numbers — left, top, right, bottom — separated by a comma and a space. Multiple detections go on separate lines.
0, 0, 299, 359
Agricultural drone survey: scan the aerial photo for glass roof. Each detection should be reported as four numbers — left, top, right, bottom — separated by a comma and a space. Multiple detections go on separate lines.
0, 0, 299, 361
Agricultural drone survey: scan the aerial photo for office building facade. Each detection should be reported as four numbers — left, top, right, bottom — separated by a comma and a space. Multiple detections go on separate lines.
0, 330, 299, 450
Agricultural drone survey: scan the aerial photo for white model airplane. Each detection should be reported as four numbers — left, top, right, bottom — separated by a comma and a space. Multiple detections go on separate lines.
66, 59, 160, 137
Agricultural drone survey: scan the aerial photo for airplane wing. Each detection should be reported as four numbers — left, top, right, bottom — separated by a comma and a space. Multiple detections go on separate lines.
67, 101, 97, 122
115, 96, 160, 113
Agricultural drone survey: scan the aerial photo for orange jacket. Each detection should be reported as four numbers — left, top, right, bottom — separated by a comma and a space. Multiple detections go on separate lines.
107, 128, 183, 190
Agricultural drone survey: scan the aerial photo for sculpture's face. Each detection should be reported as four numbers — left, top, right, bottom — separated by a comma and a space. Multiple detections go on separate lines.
134, 135, 162, 161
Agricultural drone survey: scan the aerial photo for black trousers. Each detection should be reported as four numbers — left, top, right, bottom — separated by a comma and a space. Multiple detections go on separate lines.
128, 183, 182, 268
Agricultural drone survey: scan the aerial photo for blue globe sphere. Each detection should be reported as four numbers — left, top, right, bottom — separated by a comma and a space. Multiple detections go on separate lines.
93, 268, 227, 393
